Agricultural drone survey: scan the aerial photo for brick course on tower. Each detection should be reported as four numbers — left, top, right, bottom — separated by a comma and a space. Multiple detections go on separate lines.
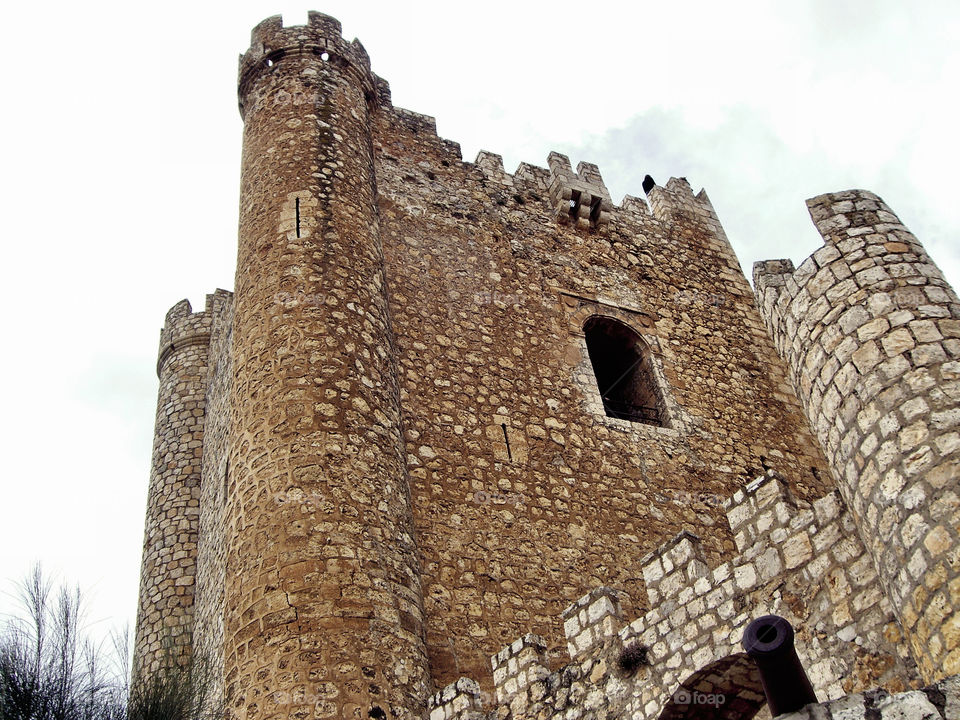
132, 12, 960, 720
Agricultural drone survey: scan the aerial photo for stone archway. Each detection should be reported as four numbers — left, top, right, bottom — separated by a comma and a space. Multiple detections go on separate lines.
658, 653, 767, 720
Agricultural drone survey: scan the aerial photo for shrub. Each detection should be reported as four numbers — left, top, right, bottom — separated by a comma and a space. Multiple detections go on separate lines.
0, 566, 219, 720
617, 641, 649, 674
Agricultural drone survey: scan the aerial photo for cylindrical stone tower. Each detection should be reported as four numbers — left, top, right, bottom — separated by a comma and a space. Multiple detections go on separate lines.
755, 190, 960, 682
227, 13, 430, 720
133, 299, 210, 679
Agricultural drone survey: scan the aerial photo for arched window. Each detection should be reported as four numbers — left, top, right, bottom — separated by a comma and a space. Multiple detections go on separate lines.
584, 317, 664, 427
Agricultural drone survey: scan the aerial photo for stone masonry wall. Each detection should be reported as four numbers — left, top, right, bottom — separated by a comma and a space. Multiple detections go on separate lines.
226, 14, 430, 720
194, 290, 233, 711
133, 297, 213, 678
754, 191, 960, 681
426, 471, 921, 719
372, 102, 830, 690
136, 14, 960, 719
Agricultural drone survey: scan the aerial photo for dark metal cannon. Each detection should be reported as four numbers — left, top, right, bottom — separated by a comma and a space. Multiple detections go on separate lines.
742, 615, 818, 716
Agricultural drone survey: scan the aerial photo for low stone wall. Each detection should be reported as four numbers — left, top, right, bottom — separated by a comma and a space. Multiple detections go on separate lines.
779, 675, 959, 720
428, 470, 920, 719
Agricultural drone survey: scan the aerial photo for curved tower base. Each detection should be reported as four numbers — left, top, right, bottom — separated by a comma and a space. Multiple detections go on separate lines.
756, 190, 960, 682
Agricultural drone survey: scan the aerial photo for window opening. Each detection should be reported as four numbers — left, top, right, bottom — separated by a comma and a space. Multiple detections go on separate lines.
583, 317, 663, 426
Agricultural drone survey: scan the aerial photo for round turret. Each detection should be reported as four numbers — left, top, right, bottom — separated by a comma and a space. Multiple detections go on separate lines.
755, 190, 960, 682
226, 13, 430, 720
133, 299, 212, 679
237, 12, 376, 120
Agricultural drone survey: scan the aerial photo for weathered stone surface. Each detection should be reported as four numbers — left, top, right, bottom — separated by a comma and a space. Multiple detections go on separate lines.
132, 294, 228, 680
131, 12, 960, 720
756, 190, 960, 688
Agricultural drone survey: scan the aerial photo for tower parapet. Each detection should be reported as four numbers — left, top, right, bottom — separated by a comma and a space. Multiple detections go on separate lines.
238, 12, 377, 119
547, 152, 613, 229
156, 298, 214, 374
428, 678, 484, 720
754, 190, 960, 682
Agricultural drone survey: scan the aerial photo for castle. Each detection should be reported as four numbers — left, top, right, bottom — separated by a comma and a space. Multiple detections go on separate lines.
132, 12, 960, 720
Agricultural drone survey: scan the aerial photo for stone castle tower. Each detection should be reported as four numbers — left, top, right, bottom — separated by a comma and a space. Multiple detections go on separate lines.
132, 12, 960, 720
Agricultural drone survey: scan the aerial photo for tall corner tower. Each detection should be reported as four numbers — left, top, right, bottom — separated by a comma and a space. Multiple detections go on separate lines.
227, 12, 429, 720
755, 190, 960, 682
133, 299, 212, 679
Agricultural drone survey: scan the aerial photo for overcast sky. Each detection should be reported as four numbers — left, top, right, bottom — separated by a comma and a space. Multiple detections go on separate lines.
1, 0, 958, 647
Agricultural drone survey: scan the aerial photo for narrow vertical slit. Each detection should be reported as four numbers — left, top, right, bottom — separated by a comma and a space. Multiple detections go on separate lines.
223, 460, 230, 502
590, 196, 602, 227
501, 423, 512, 461
295, 197, 301, 238
569, 191, 580, 221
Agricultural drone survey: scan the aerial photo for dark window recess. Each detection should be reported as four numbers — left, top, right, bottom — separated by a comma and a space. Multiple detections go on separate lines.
295, 197, 301, 238
584, 317, 664, 427
567, 189, 604, 227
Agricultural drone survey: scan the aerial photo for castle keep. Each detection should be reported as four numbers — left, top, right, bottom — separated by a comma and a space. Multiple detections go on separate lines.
133, 12, 960, 720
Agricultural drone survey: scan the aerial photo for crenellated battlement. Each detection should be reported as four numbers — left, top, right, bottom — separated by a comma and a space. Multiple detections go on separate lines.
428, 677, 484, 720
491, 633, 551, 707
643, 175, 723, 226
474, 150, 513, 187
805, 190, 901, 244
560, 587, 626, 665
392, 107, 439, 137
430, 469, 914, 718
547, 152, 614, 229
428, 142, 730, 230
377, 96, 732, 231
376, 102, 743, 235
754, 190, 960, 683
639, 530, 710, 607
156, 290, 232, 377
238, 11, 377, 116
724, 471, 806, 554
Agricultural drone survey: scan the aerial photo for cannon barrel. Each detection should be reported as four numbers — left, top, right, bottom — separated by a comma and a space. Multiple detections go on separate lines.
742, 615, 818, 716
